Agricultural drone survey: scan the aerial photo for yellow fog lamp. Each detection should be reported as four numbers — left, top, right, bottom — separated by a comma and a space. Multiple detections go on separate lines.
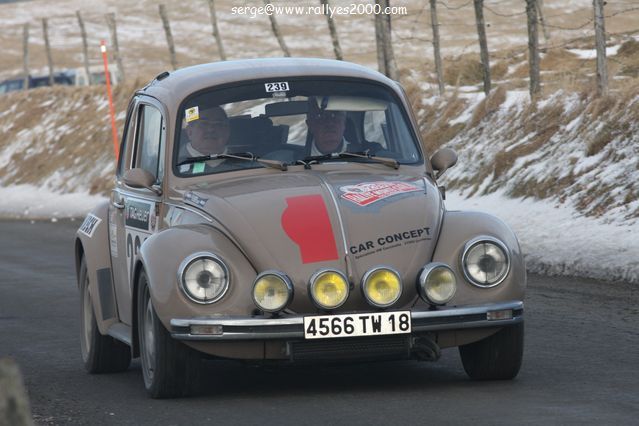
418, 263, 457, 305
252, 271, 294, 313
361, 267, 402, 308
308, 270, 349, 310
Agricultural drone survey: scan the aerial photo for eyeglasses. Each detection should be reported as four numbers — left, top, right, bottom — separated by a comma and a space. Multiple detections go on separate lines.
191, 119, 229, 130
309, 111, 346, 121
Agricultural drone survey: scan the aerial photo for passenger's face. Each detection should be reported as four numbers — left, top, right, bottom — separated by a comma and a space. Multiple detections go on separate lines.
307, 110, 347, 154
186, 108, 230, 154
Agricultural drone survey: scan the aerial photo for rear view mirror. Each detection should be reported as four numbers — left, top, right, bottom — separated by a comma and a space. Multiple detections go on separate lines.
430, 148, 457, 179
123, 168, 161, 194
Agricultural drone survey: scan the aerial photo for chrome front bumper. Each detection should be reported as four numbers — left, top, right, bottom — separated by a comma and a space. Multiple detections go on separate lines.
170, 301, 523, 341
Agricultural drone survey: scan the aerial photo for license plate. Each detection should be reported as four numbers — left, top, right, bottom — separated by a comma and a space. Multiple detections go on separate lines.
303, 311, 411, 339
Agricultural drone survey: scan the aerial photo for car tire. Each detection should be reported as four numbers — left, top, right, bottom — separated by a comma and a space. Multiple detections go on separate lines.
79, 257, 131, 374
137, 270, 200, 398
459, 322, 524, 380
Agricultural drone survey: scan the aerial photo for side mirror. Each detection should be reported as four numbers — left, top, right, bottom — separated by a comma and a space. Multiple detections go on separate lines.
123, 168, 161, 195
430, 148, 457, 179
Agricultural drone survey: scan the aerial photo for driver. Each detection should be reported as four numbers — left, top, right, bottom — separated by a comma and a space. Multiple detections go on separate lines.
183, 106, 230, 156
306, 99, 350, 156
179, 106, 230, 173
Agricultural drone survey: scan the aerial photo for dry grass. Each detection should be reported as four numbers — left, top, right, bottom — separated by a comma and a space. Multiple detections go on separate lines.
491, 61, 509, 81
491, 100, 564, 179
616, 39, 639, 77
0, 82, 138, 193
415, 90, 469, 153
509, 174, 576, 200
470, 85, 506, 128
443, 55, 484, 87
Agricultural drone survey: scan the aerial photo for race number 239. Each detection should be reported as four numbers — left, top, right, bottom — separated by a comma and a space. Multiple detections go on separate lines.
265, 82, 289, 92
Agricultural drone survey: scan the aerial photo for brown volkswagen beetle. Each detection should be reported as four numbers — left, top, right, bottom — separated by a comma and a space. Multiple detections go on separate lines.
74, 58, 525, 398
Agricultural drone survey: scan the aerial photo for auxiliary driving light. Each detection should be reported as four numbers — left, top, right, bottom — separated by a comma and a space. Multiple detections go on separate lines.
252, 271, 294, 313
308, 270, 349, 310
418, 263, 457, 305
361, 267, 402, 308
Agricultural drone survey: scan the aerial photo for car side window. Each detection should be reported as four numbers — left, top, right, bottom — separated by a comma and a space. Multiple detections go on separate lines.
363, 110, 388, 149
134, 104, 165, 183
117, 100, 138, 177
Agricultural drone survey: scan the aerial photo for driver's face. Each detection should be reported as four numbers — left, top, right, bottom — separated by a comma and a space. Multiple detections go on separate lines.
307, 110, 347, 154
185, 108, 230, 154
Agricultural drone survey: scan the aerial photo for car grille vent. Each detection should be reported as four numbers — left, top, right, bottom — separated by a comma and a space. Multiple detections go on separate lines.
287, 335, 411, 362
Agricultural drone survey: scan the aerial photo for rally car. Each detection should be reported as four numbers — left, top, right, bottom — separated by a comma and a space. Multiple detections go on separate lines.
75, 58, 525, 398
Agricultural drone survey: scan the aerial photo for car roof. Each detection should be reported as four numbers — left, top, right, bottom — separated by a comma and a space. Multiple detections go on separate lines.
139, 58, 401, 106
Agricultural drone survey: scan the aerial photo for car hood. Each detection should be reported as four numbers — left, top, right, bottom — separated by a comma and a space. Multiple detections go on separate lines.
181, 170, 443, 311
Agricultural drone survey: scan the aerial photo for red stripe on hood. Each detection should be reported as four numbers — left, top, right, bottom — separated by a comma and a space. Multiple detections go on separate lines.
281, 194, 339, 264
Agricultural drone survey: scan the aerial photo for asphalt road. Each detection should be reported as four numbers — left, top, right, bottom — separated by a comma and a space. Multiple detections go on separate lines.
1, 219, 638, 425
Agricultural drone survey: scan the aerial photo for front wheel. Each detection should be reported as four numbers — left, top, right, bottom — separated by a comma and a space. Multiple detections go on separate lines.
459, 322, 524, 380
79, 257, 131, 373
137, 270, 200, 398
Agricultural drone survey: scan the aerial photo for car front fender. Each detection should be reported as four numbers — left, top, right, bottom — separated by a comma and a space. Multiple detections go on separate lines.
136, 224, 258, 330
75, 200, 119, 335
431, 210, 526, 306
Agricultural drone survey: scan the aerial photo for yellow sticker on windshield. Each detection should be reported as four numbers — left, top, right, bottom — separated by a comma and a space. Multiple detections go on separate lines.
185, 106, 199, 122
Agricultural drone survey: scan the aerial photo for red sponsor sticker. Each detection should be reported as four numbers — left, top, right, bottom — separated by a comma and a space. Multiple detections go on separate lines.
339, 181, 422, 206
281, 195, 339, 264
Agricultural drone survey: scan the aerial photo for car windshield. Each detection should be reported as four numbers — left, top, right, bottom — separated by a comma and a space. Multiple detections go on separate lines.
174, 79, 422, 176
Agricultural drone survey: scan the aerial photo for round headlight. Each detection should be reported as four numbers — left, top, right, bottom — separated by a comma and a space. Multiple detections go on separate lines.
361, 267, 402, 308
308, 270, 349, 310
252, 271, 293, 313
462, 237, 510, 287
418, 263, 457, 305
179, 253, 229, 304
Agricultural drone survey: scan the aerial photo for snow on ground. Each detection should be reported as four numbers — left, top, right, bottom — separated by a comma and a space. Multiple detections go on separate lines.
567, 45, 622, 59
0, 183, 635, 284
0, 184, 106, 220
447, 190, 639, 284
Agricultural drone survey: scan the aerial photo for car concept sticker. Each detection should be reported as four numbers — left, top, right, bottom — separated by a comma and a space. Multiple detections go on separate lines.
281, 194, 339, 264
79, 214, 101, 238
349, 227, 432, 259
339, 181, 422, 206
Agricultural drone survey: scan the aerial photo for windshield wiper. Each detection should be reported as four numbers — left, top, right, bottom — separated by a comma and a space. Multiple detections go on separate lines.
177, 152, 288, 171
297, 151, 399, 169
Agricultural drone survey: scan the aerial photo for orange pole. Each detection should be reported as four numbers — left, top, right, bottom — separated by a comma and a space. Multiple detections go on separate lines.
100, 40, 119, 161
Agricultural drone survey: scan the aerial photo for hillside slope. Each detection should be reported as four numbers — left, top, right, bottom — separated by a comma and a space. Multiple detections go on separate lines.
415, 86, 639, 225
0, 82, 637, 283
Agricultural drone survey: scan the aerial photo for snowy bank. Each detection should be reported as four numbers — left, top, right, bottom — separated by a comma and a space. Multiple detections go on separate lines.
0, 184, 106, 220
0, 184, 635, 284
447, 190, 639, 284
